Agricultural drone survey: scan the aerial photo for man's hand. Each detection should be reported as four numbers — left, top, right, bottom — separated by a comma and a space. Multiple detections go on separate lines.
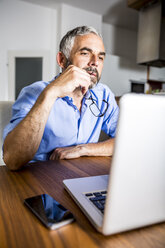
49, 145, 85, 160
48, 65, 91, 98
49, 139, 115, 161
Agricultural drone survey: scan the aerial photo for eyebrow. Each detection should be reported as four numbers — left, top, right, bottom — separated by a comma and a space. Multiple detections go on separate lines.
79, 47, 106, 56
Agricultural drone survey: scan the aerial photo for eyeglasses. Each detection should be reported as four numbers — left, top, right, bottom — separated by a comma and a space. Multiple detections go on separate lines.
85, 90, 109, 117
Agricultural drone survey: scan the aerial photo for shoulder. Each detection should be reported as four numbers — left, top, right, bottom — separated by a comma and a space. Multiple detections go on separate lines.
18, 80, 49, 99
17, 75, 59, 101
12, 80, 52, 114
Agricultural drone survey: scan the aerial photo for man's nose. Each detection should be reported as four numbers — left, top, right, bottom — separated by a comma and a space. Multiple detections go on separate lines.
88, 54, 99, 67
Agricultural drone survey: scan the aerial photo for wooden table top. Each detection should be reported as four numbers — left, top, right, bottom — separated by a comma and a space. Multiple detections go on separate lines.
0, 157, 165, 248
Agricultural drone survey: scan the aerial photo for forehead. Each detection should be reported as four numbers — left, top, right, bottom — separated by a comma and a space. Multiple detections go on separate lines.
71, 33, 105, 54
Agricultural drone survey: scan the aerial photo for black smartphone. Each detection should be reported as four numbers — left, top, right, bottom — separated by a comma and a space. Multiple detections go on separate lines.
24, 194, 75, 230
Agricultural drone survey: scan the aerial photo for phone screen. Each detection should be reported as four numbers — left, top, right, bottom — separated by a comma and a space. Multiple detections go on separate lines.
24, 194, 74, 229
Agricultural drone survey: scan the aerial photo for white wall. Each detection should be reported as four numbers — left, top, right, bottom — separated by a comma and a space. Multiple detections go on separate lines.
0, 0, 57, 100
102, 23, 137, 61
101, 54, 147, 96
1, 0, 165, 100
101, 22, 148, 95
60, 3, 102, 38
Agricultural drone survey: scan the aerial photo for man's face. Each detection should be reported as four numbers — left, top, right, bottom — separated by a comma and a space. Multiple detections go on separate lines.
65, 33, 105, 88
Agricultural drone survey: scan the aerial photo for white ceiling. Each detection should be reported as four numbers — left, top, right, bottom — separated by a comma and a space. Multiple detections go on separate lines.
21, 0, 139, 30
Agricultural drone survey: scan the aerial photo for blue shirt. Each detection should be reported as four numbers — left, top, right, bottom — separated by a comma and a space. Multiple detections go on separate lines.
3, 77, 119, 162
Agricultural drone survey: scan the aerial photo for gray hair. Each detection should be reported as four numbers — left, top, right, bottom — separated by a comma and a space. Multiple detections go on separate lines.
59, 26, 102, 59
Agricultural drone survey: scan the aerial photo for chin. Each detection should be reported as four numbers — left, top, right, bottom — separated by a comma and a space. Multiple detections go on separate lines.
89, 77, 99, 89
89, 81, 97, 89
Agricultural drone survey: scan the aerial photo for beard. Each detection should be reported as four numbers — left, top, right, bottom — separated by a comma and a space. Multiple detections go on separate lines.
64, 59, 100, 89
83, 66, 100, 89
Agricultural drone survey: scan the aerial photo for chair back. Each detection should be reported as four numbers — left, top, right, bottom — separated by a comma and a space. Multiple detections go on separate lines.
0, 101, 14, 165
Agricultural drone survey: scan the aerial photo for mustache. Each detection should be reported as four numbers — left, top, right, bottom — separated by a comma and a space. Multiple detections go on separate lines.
84, 67, 99, 79
64, 60, 99, 81
84, 67, 98, 74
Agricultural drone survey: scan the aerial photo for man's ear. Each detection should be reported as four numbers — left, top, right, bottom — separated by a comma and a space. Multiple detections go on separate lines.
56, 52, 67, 69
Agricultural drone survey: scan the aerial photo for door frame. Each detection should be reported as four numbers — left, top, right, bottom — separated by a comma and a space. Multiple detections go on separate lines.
8, 50, 50, 100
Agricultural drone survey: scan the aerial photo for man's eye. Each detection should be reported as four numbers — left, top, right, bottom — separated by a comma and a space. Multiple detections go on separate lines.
81, 52, 88, 55
99, 56, 104, 61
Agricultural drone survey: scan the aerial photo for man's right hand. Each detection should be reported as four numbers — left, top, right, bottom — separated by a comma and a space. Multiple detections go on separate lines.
46, 65, 91, 99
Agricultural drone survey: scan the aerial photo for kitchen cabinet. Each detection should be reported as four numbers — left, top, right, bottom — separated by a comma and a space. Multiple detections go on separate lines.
127, 0, 156, 10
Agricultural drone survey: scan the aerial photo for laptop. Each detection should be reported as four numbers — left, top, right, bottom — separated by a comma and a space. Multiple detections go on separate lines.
63, 93, 165, 235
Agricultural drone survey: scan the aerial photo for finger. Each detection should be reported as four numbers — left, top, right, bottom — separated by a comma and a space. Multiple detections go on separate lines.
54, 150, 61, 160
49, 153, 54, 160
50, 152, 56, 160
67, 65, 91, 82
56, 66, 91, 96
50, 149, 60, 160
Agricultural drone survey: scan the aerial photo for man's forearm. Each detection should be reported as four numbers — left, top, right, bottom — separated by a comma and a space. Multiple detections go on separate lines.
80, 138, 115, 157
3, 88, 58, 170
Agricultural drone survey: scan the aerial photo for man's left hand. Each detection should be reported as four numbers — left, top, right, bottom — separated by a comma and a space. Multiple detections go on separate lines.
49, 145, 85, 160
49, 139, 115, 161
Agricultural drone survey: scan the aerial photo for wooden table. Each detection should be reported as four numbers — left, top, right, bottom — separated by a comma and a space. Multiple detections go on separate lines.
0, 157, 165, 248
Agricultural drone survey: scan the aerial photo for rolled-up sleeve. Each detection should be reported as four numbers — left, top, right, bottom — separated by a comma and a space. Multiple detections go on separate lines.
3, 81, 47, 141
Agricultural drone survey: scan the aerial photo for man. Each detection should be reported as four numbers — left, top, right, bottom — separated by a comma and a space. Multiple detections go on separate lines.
3, 26, 119, 171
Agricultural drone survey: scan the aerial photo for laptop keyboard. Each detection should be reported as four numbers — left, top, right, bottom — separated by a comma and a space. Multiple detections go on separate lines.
84, 190, 107, 214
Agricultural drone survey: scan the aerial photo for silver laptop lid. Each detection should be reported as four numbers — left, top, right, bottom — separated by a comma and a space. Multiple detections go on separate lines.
103, 94, 165, 235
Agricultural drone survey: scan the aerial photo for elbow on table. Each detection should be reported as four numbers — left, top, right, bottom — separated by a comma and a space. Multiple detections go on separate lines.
3, 150, 26, 171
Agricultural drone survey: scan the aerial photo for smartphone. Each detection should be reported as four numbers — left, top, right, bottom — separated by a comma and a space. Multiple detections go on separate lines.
24, 194, 75, 230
